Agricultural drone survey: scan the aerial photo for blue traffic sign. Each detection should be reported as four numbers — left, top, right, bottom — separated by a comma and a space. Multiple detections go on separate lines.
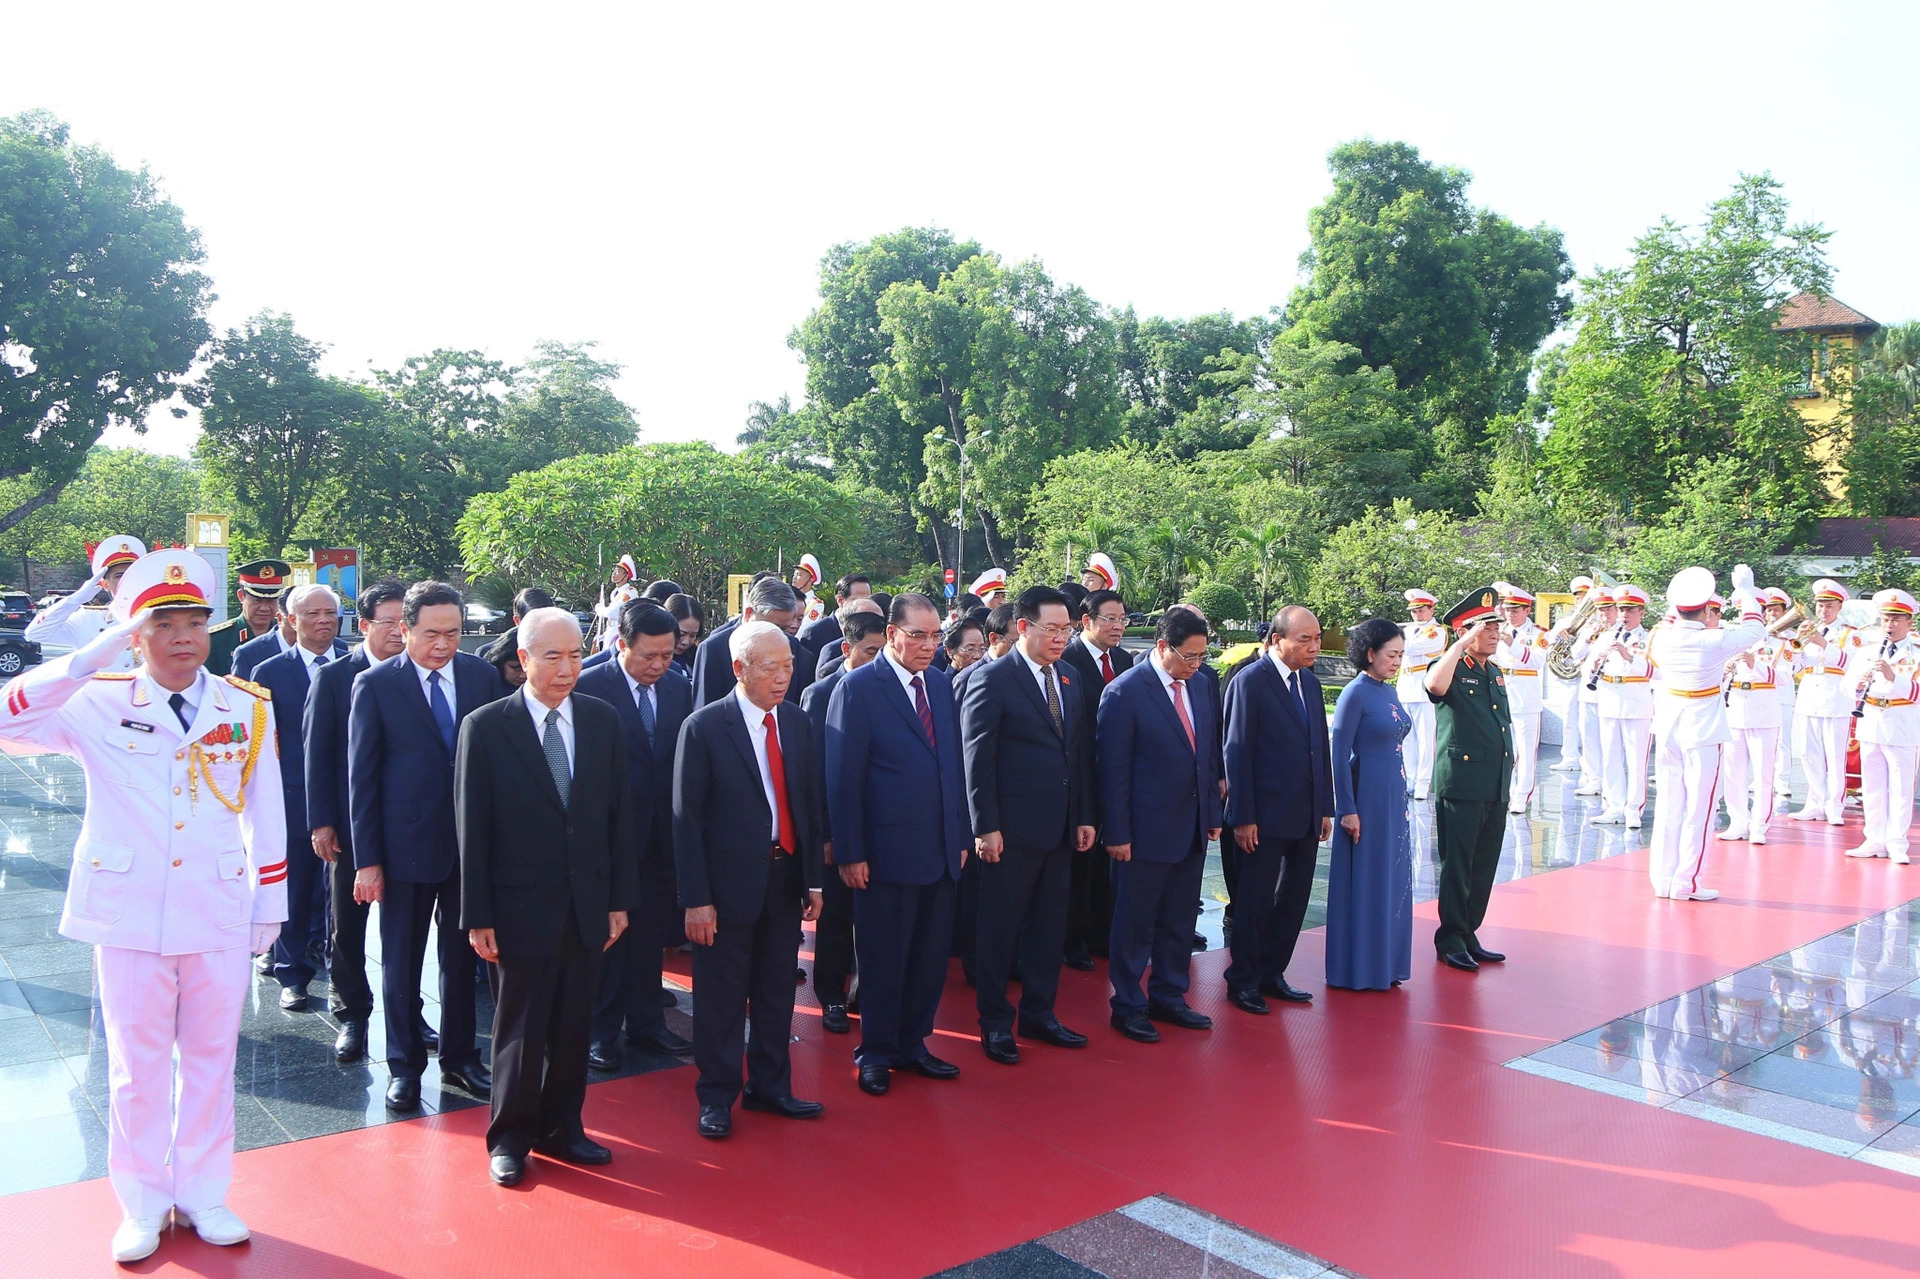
944, 582, 957, 597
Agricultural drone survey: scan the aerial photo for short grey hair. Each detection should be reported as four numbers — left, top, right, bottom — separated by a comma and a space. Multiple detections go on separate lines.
730, 619, 788, 663
836, 597, 883, 624
286, 584, 341, 613
517, 606, 582, 654
745, 578, 799, 616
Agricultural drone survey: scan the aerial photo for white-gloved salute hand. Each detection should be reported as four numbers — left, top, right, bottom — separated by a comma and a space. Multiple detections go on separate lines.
1731, 563, 1755, 596
69, 615, 142, 679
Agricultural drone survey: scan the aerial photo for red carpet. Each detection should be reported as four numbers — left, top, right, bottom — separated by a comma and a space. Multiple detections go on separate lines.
8, 819, 1920, 1278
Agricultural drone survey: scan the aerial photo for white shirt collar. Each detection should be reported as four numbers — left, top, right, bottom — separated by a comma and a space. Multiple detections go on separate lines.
523, 685, 572, 726
1268, 649, 1296, 680
620, 660, 656, 705
880, 651, 924, 698
1079, 631, 1113, 662
410, 655, 453, 694
298, 643, 332, 670
1149, 649, 1181, 691
734, 683, 776, 730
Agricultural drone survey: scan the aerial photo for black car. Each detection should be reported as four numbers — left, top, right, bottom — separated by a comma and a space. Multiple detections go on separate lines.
0, 591, 32, 630
0, 630, 41, 678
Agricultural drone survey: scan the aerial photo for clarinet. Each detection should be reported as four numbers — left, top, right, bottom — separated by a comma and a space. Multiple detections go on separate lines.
1853, 636, 1895, 719
1585, 624, 1625, 693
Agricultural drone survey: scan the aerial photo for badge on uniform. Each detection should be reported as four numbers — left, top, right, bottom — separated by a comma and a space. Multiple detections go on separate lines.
119, 719, 155, 734
201, 722, 249, 746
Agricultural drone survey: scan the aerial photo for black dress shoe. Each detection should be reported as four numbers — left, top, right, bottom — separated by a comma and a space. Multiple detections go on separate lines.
1260, 978, 1313, 1004
698, 1105, 731, 1139
796, 967, 808, 984
822, 1004, 851, 1034
1062, 952, 1096, 972
857, 1063, 891, 1095
1018, 1018, 1089, 1048
661, 988, 679, 1009
1227, 988, 1270, 1015
1147, 1002, 1214, 1031
741, 1089, 824, 1119
982, 1030, 1020, 1064
1468, 945, 1506, 963
333, 1019, 367, 1063
535, 1134, 612, 1166
1190, 931, 1208, 952
587, 1043, 620, 1072
440, 1061, 492, 1098
904, 1054, 960, 1079
1438, 950, 1481, 972
489, 1154, 525, 1186
629, 1028, 694, 1055
385, 1076, 421, 1110
419, 1023, 440, 1053
278, 985, 309, 1012
1110, 1010, 1161, 1043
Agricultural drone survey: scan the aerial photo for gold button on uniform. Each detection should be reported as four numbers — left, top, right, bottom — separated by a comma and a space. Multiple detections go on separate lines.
174, 786, 182, 795
174, 821, 184, 830
171, 859, 182, 867
175, 751, 185, 761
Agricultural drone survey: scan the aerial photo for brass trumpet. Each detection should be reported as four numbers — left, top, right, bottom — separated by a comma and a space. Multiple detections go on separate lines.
1765, 600, 1809, 640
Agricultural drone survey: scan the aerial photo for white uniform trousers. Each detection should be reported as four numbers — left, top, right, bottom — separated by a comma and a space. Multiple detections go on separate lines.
1859, 742, 1918, 859
1599, 717, 1652, 821
1578, 700, 1605, 789
1507, 711, 1542, 812
1794, 713, 1850, 823
1723, 727, 1778, 838
1650, 740, 1723, 896
1404, 700, 1434, 797
1556, 698, 1586, 771
1772, 704, 1796, 797
96, 944, 251, 1219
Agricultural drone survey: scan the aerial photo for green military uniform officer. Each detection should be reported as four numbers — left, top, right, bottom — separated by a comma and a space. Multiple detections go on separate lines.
206, 559, 292, 676
1424, 585, 1515, 973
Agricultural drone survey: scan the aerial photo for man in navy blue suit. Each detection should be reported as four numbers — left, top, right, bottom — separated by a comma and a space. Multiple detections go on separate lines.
579, 601, 696, 1067
249, 584, 352, 1012
796, 572, 872, 658
349, 580, 506, 1110
1222, 605, 1334, 1014
1098, 609, 1222, 1042
690, 576, 812, 708
960, 586, 1097, 1065
305, 579, 409, 1064
827, 594, 969, 1095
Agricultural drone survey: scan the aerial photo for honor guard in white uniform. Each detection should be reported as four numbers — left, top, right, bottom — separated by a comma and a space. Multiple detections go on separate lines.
1492, 583, 1547, 813
0, 549, 285, 1264
595, 553, 643, 651
23, 535, 147, 673
1551, 576, 1595, 775
1846, 589, 1919, 865
793, 553, 827, 625
1759, 588, 1799, 799
1646, 565, 1763, 900
1791, 579, 1858, 826
1590, 585, 1653, 829
1721, 598, 1788, 845
1082, 552, 1118, 594
1398, 588, 1446, 800
969, 567, 1009, 610
1571, 589, 1620, 796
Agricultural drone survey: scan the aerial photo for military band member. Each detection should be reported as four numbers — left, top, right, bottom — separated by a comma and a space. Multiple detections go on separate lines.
1760, 588, 1799, 800
1647, 565, 1763, 900
1721, 603, 1786, 845
969, 568, 1009, 611
1424, 586, 1514, 972
1571, 588, 1619, 797
24, 535, 148, 673
1591, 584, 1653, 830
1551, 575, 1595, 775
207, 558, 292, 676
793, 553, 827, 625
1791, 579, 1858, 827
1846, 589, 1918, 865
0, 549, 286, 1263
1082, 552, 1118, 594
1492, 583, 1546, 814
1398, 588, 1445, 801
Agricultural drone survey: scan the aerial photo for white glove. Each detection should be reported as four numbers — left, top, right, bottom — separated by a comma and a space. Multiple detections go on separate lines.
250, 923, 281, 955
1730, 563, 1755, 596
69, 615, 142, 678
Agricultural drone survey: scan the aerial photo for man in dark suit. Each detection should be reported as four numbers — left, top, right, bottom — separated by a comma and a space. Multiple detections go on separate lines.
960, 586, 1096, 1065
948, 602, 1016, 984
349, 580, 506, 1109
797, 572, 872, 658
690, 577, 813, 708
811, 597, 883, 684
578, 601, 695, 1066
827, 594, 968, 1095
250, 584, 352, 1012
674, 621, 826, 1138
800, 608, 887, 1033
457, 610, 638, 1186
305, 579, 410, 1064
1059, 588, 1133, 970
1222, 605, 1334, 1014
1098, 610, 1222, 1042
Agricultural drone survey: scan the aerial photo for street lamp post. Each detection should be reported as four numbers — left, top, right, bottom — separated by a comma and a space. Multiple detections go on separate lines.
932, 428, 989, 604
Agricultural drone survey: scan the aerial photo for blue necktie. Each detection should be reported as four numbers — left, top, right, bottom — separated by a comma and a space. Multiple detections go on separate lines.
636, 684, 656, 749
428, 670, 456, 754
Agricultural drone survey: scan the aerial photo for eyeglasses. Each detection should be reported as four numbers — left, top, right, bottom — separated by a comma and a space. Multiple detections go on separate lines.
1164, 646, 1210, 666
955, 643, 986, 656
893, 628, 939, 644
1030, 624, 1075, 639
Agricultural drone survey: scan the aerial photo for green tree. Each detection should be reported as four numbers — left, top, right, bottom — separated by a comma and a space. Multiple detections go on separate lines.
0, 111, 213, 533
1839, 538, 1920, 599
1113, 309, 1271, 457
736, 393, 831, 472
1623, 457, 1811, 594
1839, 321, 1920, 517
498, 341, 638, 469
0, 448, 203, 586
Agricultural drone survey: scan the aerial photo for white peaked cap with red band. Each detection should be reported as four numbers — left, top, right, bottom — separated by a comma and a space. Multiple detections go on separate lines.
112, 549, 215, 622
969, 568, 1008, 596
90, 535, 147, 577
1085, 553, 1117, 590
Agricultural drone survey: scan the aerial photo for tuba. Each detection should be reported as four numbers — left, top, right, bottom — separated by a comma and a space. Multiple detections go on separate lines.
1546, 569, 1616, 680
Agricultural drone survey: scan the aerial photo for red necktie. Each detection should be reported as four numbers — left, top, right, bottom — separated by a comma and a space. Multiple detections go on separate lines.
1171, 679, 1196, 752
911, 674, 936, 751
762, 711, 796, 854
1101, 650, 1115, 683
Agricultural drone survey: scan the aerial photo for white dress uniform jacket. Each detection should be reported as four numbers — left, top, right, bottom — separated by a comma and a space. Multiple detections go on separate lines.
1595, 627, 1654, 719
1854, 636, 1919, 749
1794, 622, 1861, 719
1726, 638, 1784, 730
1650, 613, 1764, 749
24, 594, 140, 673
1493, 622, 1548, 714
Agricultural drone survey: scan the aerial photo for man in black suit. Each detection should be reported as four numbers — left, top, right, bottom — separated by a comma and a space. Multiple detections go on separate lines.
1221, 605, 1334, 1014
349, 581, 506, 1109
250, 584, 352, 1013
579, 601, 695, 1066
800, 608, 887, 1033
1058, 588, 1133, 970
457, 610, 638, 1186
690, 576, 813, 708
797, 572, 872, 658
810, 597, 883, 685
305, 579, 410, 1064
960, 586, 1096, 1065
674, 621, 826, 1138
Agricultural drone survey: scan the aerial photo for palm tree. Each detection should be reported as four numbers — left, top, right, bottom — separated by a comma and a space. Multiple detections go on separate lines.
1138, 520, 1210, 610
1228, 521, 1312, 620
1041, 514, 1137, 589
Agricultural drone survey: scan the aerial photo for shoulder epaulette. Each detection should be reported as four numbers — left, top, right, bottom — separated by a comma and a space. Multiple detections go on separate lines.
90, 671, 136, 681
208, 617, 238, 632
224, 674, 270, 700
80, 603, 110, 612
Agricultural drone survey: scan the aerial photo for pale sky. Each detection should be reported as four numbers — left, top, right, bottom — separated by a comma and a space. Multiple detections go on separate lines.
9, 2, 1917, 458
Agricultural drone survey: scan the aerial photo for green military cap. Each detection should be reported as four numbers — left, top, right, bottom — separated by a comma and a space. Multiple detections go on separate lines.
234, 559, 293, 599
1442, 585, 1501, 630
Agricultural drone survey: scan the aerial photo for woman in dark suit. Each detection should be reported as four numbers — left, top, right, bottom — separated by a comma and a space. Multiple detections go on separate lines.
1325, 618, 1413, 991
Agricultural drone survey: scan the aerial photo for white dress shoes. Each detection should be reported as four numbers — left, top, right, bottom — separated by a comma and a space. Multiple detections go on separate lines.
1847, 844, 1887, 859
180, 1203, 250, 1246
111, 1215, 166, 1264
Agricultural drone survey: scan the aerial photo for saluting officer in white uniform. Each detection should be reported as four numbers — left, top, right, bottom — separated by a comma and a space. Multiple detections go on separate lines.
23, 535, 148, 673
1591, 585, 1654, 829
794, 552, 827, 625
1398, 588, 1446, 800
1492, 583, 1547, 814
0, 550, 286, 1265
1646, 565, 1763, 901
1792, 579, 1858, 827
1846, 589, 1919, 865
1721, 597, 1787, 846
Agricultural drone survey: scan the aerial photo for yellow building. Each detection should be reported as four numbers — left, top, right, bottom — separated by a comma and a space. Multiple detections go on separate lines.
1777, 291, 1880, 498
